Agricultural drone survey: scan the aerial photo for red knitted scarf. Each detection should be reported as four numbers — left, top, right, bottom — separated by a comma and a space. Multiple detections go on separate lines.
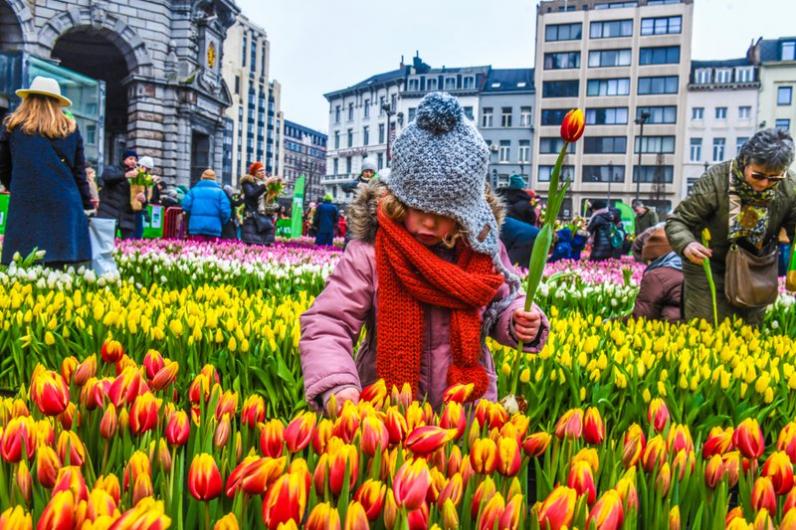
374, 206, 504, 401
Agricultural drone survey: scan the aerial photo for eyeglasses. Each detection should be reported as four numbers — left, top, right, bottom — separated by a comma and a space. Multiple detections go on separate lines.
749, 170, 786, 183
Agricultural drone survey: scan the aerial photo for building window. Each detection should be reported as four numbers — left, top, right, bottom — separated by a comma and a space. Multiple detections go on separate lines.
544, 52, 581, 69
689, 138, 702, 161
427, 77, 438, 91
334, 131, 340, 149
333, 158, 338, 175
633, 165, 674, 183
335, 105, 341, 124
501, 107, 513, 127
634, 136, 675, 154
778, 86, 793, 105
242, 33, 247, 67
377, 153, 384, 169
482, 108, 493, 127
542, 80, 579, 98
712, 138, 726, 161
519, 140, 531, 163
346, 129, 353, 147
638, 76, 679, 95
637, 106, 677, 124
781, 41, 796, 61
541, 109, 569, 125
540, 137, 576, 154
364, 99, 370, 119
587, 78, 630, 97
738, 106, 751, 119
639, 46, 681, 65
379, 96, 386, 116
545, 22, 582, 41
640, 16, 682, 35
736, 67, 754, 83
346, 103, 353, 122
715, 107, 728, 119
715, 69, 732, 84
695, 69, 712, 84
585, 107, 628, 125
463, 76, 475, 89
408, 77, 420, 91
445, 77, 457, 90
736, 137, 749, 155
378, 123, 385, 144
516, 107, 531, 127
538, 165, 574, 182
363, 126, 369, 146
463, 106, 474, 120
776, 119, 791, 131
590, 19, 633, 38
408, 107, 417, 122
583, 136, 627, 154
588, 49, 632, 68
582, 165, 625, 183
692, 107, 704, 120
499, 140, 511, 162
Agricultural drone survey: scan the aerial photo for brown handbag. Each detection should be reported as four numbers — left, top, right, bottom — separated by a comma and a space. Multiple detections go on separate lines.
724, 243, 779, 308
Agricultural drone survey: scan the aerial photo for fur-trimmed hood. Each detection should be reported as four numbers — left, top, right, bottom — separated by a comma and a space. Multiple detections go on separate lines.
347, 180, 507, 244
239, 174, 259, 186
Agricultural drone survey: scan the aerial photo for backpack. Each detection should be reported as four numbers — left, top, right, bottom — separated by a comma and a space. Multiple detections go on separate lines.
609, 223, 626, 249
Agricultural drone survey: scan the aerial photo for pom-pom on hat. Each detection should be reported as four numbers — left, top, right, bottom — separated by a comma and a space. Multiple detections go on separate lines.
386, 92, 496, 256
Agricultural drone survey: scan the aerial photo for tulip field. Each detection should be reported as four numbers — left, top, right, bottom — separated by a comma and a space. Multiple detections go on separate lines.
2, 238, 796, 530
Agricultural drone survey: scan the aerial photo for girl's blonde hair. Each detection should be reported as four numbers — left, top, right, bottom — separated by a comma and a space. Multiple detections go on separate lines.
381, 192, 467, 249
3, 95, 76, 138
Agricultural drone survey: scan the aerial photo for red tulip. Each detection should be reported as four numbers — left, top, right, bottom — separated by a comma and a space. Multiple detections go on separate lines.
496, 436, 521, 477
537, 486, 577, 530
36, 446, 62, 488
188, 374, 212, 405
100, 339, 124, 364
150, 360, 179, 392
722, 451, 742, 488
393, 459, 431, 511
500, 494, 523, 530
312, 419, 333, 454
129, 392, 159, 435
30, 366, 70, 416
555, 408, 583, 440
406, 502, 429, 530
762, 451, 794, 495
260, 419, 285, 458
143, 350, 164, 380
37, 490, 75, 530
560, 109, 585, 143
437, 473, 463, 508
647, 398, 670, 432
313, 442, 358, 497
165, 410, 190, 446
439, 401, 467, 440
471, 477, 497, 519
522, 432, 551, 458
642, 435, 667, 472
567, 460, 597, 504
385, 407, 408, 445
587, 489, 624, 530
672, 449, 695, 480
0, 416, 35, 463
751, 476, 777, 514
108, 367, 148, 408
705, 454, 724, 488
474, 401, 508, 431
226, 456, 286, 497
666, 424, 694, 454
305, 503, 341, 530
16, 461, 32, 505
477, 493, 505, 530
281, 411, 315, 453
360, 379, 388, 409
355, 480, 387, 521
405, 425, 456, 457
110, 497, 171, 530
703, 426, 735, 458
262, 471, 308, 530
214, 390, 238, 421
615, 471, 638, 513
734, 418, 765, 460
360, 416, 389, 457
333, 402, 361, 443
583, 407, 605, 445
133, 473, 155, 505
188, 453, 222, 501
52, 466, 88, 503
442, 383, 475, 404
214, 413, 232, 449
241, 395, 266, 429
622, 423, 646, 468
470, 438, 497, 474
56, 431, 85, 467
123, 451, 151, 491
785, 487, 796, 513
73, 356, 97, 386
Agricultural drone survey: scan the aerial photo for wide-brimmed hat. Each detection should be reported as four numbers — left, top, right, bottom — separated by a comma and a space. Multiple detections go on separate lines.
16, 76, 72, 107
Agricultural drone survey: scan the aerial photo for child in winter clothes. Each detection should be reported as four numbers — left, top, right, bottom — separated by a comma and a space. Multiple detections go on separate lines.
299, 92, 549, 410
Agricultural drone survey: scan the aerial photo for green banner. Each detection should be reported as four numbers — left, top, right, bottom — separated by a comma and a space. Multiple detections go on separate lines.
0, 193, 8, 235
143, 205, 164, 239
290, 176, 306, 239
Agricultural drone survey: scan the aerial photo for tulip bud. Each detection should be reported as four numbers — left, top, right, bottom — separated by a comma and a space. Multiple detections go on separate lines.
406, 426, 456, 458
260, 419, 285, 458
470, 477, 497, 520
241, 395, 266, 429
393, 459, 431, 511
554, 408, 584, 440
642, 435, 667, 473
143, 350, 164, 380
751, 476, 776, 514
477, 492, 505, 530
572, 447, 600, 473
354, 479, 387, 521
165, 409, 190, 446
753, 509, 775, 530
656, 462, 672, 497
343, 501, 369, 530
587, 489, 624, 530
305, 503, 341, 530
496, 436, 521, 477
0, 417, 35, 464
29, 367, 70, 416
383, 489, 398, 530
442, 383, 475, 404
36, 446, 62, 489
15, 461, 32, 504
262, 471, 308, 530
284, 412, 316, 453
188, 453, 222, 501
0, 506, 32, 530
560, 109, 585, 143
52, 466, 88, 503
523, 431, 552, 458
647, 398, 670, 432
781, 508, 796, 530
214, 513, 240, 530
333, 401, 361, 443
703, 426, 735, 458
761, 450, 794, 495
214, 413, 232, 449
385, 407, 408, 445
132, 473, 154, 505
37, 490, 75, 530
537, 486, 577, 530
101, 340, 124, 364
129, 392, 159, 436
583, 407, 605, 445
360, 379, 388, 409
61, 356, 79, 385
439, 401, 467, 440
73, 356, 97, 387
95, 474, 121, 505
111, 497, 171, 530
734, 418, 765, 460
57, 430, 85, 467
470, 438, 497, 475
150, 360, 179, 392
567, 460, 597, 504
440, 498, 459, 530
360, 416, 389, 458
666, 424, 694, 454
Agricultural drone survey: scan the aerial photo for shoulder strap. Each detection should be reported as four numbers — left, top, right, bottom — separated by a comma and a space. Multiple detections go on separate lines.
727, 161, 742, 238
48, 137, 70, 168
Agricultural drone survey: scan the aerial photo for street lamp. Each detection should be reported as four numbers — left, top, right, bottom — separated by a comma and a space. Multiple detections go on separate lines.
607, 160, 613, 205
703, 160, 709, 174
634, 111, 651, 202
382, 103, 395, 166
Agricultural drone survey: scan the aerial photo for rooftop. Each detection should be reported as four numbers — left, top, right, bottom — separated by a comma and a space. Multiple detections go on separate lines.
483, 68, 534, 93
756, 37, 796, 63
284, 119, 327, 140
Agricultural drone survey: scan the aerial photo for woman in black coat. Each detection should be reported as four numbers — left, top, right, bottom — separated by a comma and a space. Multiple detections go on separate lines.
239, 162, 276, 246
0, 78, 93, 266
97, 149, 141, 239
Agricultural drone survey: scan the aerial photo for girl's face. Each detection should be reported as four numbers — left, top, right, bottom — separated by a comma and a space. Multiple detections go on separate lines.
404, 208, 458, 246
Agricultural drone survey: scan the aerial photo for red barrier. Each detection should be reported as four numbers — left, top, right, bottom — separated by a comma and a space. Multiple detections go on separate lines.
163, 207, 186, 239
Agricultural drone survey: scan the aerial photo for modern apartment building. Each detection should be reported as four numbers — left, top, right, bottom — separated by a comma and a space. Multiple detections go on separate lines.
752, 37, 796, 141
283, 120, 327, 203
683, 58, 759, 194
533, 0, 694, 216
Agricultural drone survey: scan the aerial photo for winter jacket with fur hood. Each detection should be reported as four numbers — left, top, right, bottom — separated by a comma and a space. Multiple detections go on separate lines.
299, 181, 550, 410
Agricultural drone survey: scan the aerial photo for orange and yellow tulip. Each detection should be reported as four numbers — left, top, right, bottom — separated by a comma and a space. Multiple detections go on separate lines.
129, 392, 159, 436
587, 489, 624, 530
259, 419, 285, 458
647, 398, 670, 433
360, 416, 389, 457
37, 490, 75, 530
392, 459, 431, 511
241, 395, 266, 429
36, 446, 62, 488
213, 514, 239, 530
262, 471, 308, 530
762, 450, 793, 495
188, 453, 222, 501
554, 408, 583, 440
30, 366, 70, 416
583, 407, 605, 445
537, 486, 577, 530
703, 426, 734, 458
0, 506, 32, 530
111, 497, 170, 530
751, 476, 777, 514
360, 379, 388, 409
442, 383, 475, 404
100, 340, 124, 364
470, 438, 498, 475
560, 109, 585, 143
477, 493, 505, 530
305, 503, 341, 530
56, 431, 85, 467
344, 501, 370, 530
567, 460, 597, 504
406, 425, 456, 457
0, 416, 35, 463
496, 436, 521, 477
354, 480, 387, 521
734, 418, 765, 460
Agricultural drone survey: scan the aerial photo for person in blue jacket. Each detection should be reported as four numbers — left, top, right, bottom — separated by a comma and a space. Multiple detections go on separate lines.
313, 194, 339, 246
181, 169, 231, 241
500, 216, 540, 268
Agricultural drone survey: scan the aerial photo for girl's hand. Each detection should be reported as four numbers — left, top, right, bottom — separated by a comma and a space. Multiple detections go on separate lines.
512, 308, 542, 343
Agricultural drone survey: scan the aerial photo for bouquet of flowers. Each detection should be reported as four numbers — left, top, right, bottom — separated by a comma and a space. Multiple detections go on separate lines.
129, 167, 153, 211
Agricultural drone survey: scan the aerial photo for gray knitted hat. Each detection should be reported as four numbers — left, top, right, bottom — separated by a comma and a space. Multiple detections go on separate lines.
387, 92, 497, 256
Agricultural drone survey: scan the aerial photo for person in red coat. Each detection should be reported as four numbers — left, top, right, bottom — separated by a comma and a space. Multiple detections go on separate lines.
632, 225, 683, 323
337, 212, 348, 238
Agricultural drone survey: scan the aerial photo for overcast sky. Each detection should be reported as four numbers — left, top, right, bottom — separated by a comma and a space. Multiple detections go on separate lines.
237, 0, 796, 133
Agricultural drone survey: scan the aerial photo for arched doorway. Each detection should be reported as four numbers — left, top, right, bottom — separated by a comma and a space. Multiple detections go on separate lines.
0, 1, 23, 52
52, 28, 130, 167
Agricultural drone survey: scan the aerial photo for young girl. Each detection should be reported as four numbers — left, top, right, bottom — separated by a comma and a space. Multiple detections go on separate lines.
300, 92, 549, 410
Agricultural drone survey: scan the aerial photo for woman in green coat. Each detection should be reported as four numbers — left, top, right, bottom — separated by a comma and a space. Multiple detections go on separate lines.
666, 128, 796, 325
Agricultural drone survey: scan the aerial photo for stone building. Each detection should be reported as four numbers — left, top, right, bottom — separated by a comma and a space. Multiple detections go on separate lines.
283, 119, 327, 203
0, 0, 239, 186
